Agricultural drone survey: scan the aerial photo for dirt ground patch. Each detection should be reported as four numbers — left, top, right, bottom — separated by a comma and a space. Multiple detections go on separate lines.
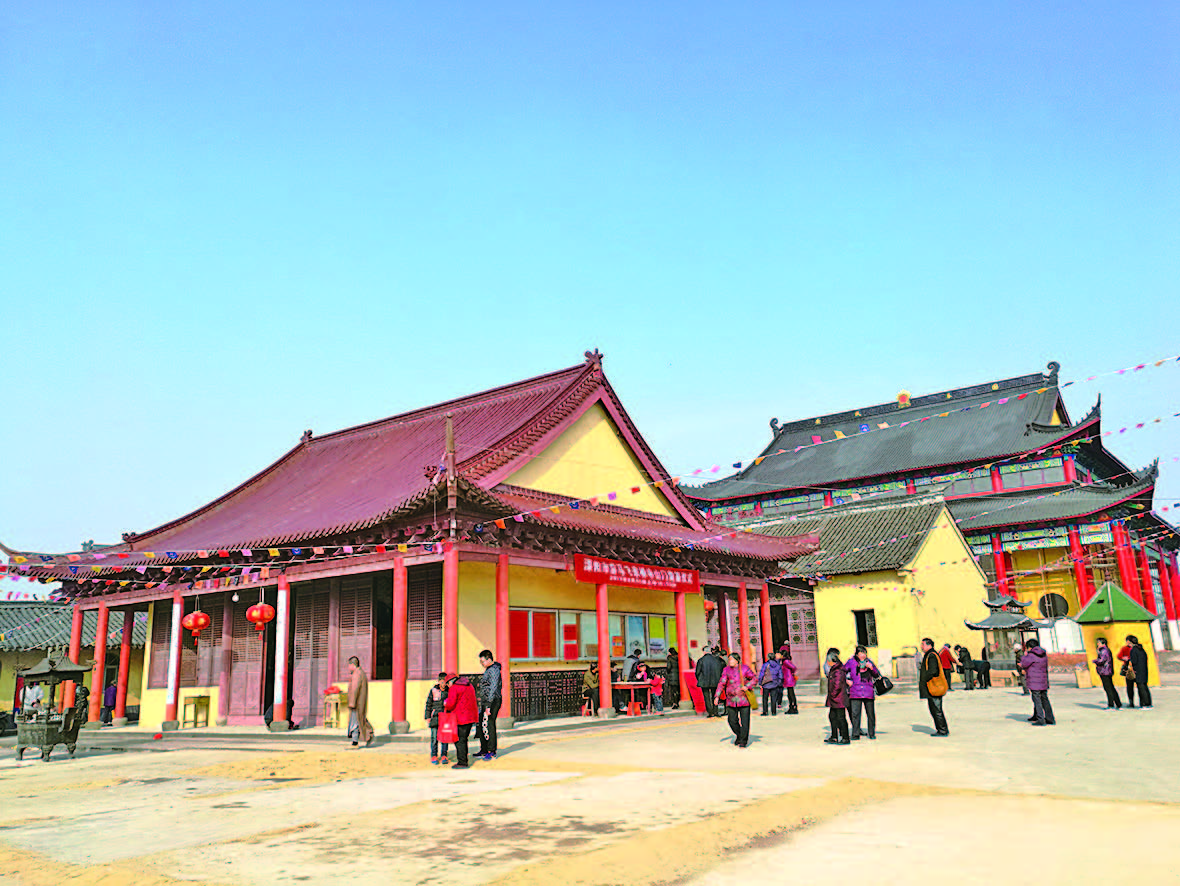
180, 749, 433, 783
0, 844, 231, 886
489, 777, 953, 886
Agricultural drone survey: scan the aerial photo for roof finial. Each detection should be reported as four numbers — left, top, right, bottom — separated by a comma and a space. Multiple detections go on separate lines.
770, 417, 780, 435
301, 429, 313, 443
584, 349, 603, 368
1045, 361, 1060, 379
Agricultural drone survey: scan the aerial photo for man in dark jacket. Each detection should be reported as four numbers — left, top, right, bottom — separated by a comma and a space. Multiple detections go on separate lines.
477, 650, 503, 760
1126, 635, 1153, 709
695, 646, 723, 718
1093, 637, 1121, 709
919, 638, 948, 736
1020, 639, 1055, 726
955, 645, 975, 691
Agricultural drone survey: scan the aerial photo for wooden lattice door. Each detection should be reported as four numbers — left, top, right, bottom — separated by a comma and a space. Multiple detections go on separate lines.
337, 576, 374, 681
291, 583, 330, 726
228, 598, 265, 722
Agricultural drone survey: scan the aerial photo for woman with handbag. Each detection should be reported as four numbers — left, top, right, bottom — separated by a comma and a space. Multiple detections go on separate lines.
919, 638, 949, 737
756, 653, 783, 716
843, 646, 880, 740
715, 653, 757, 748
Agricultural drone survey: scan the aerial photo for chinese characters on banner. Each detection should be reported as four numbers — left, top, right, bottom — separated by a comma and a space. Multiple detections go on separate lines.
573, 555, 700, 594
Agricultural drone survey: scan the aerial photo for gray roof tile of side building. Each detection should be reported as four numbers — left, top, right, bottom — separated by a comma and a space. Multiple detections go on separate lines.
686, 362, 1099, 502
0, 602, 149, 652
948, 463, 1158, 534
757, 495, 947, 576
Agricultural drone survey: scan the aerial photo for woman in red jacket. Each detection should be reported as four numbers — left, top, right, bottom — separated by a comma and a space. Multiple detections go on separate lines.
443, 675, 479, 769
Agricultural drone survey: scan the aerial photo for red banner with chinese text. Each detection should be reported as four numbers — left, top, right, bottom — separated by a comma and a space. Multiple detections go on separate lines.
573, 555, 700, 594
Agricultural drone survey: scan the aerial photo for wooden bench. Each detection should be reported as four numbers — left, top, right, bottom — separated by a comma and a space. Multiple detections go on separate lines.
181, 694, 210, 729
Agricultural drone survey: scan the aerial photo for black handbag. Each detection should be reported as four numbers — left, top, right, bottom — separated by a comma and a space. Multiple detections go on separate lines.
874, 675, 894, 696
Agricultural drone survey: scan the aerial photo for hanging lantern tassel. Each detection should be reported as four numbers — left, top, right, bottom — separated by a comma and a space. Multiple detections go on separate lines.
181, 610, 211, 639
246, 602, 276, 632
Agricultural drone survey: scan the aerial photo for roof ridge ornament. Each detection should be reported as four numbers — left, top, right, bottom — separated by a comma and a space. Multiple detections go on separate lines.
584, 349, 603, 368
1045, 361, 1061, 380
301, 429, 313, 443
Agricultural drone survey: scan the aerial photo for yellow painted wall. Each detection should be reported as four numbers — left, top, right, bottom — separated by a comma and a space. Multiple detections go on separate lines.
1078, 625, 1161, 688
1010, 546, 1081, 620
447, 560, 705, 731
1, 646, 145, 714
814, 507, 988, 666
505, 403, 678, 518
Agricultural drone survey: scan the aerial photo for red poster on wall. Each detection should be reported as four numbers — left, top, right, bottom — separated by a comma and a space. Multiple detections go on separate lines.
573, 555, 699, 593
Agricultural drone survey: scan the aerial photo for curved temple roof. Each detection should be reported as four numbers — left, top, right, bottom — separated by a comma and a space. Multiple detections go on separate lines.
688, 363, 1097, 503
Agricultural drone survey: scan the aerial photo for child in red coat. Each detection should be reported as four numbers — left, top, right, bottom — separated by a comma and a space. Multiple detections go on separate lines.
443, 675, 478, 769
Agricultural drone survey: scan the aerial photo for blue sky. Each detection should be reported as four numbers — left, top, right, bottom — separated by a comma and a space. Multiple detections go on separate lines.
2, 2, 1177, 554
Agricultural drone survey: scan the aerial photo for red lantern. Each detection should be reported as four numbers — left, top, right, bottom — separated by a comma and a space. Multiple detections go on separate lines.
246, 602, 276, 632
181, 610, 211, 638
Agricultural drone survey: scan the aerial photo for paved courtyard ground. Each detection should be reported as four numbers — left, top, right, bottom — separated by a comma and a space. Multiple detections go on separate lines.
1, 680, 1177, 885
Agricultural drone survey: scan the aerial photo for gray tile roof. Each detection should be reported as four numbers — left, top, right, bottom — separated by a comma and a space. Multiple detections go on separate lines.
0, 603, 149, 652
687, 365, 1095, 502
948, 466, 1157, 533
757, 496, 946, 576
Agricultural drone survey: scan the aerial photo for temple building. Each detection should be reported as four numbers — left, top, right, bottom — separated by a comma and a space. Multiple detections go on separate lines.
13, 353, 814, 732
686, 361, 1180, 654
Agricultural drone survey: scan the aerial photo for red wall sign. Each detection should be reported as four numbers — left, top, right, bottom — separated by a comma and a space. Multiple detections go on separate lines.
573, 554, 700, 594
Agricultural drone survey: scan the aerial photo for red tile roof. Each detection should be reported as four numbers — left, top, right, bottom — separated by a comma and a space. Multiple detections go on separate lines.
491, 486, 818, 561
123, 362, 596, 552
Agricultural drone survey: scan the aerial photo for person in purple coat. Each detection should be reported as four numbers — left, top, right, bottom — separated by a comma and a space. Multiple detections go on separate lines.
1020, 638, 1055, 726
1092, 637, 1121, 709
755, 653, 782, 716
780, 650, 799, 715
843, 646, 880, 740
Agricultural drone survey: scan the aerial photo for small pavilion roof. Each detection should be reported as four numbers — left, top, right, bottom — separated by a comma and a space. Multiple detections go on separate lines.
982, 595, 1031, 610
1072, 582, 1157, 625
948, 463, 1157, 533
687, 362, 1096, 503
964, 610, 1050, 631
759, 495, 946, 576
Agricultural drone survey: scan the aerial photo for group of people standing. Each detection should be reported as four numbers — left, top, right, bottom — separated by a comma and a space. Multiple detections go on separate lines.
1092, 635, 1153, 710
824, 646, 884, 744
420, 649, 504, 769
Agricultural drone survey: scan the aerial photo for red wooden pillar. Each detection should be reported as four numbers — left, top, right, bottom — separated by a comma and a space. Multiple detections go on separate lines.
1113, 523, 1142, 603
737, 582, 751, 664
991, 535, 1009, 598
87, 602, 110, 723
596, 582, 612, 714
269, 575, 291, 730
1157, 551, 1176, 622
163, 590, 184, 729
1067, 526, 1094, 607
443, 543, 459, 676
905, 478, 916, 495
113, 610, 134, 726
674, 590, 689, 684
1169, 553, 1180, 640
759, 583, 773, 659
990, 466, 1004, 493
1137, 547, 1158, 616
62, 605, 84, 712
1063, 454, 1078, 483
389, 556, 408, 732
216, 594, 233, 725
717, 590, 731, 651
823, 491, 834, 508
495, 553, 510, 708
